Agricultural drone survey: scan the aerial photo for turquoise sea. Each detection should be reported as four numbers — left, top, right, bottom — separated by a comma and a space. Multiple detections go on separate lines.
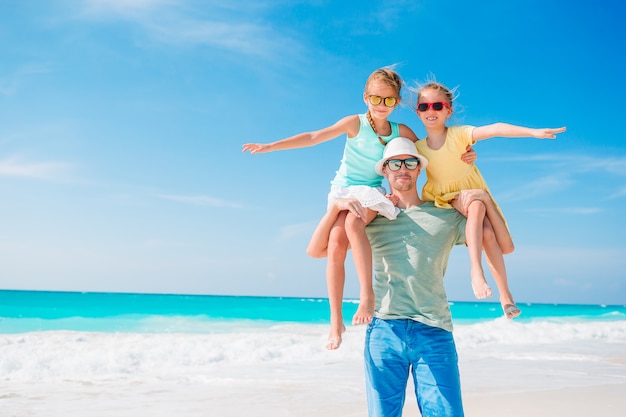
2, 289, 625, 417
1, 289, 625, 334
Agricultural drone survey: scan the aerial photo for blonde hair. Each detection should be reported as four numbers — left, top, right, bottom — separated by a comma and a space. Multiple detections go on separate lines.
409, 76, 460, 113
364, 67, 403, 97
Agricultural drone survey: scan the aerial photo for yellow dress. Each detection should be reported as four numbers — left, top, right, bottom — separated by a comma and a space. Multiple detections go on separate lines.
415, 125, 506, 223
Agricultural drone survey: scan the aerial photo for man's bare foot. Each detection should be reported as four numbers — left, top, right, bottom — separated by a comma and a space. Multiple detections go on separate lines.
326, 323, 346, 350
471, 268, 492, 299
352, 297, 375, 326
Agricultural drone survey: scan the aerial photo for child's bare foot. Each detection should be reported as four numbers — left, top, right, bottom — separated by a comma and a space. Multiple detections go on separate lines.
326, 323, 346, 350
471, 268, 492, 299
503, 303, 521, 319
352, 296, 375, 326
500, 293, 521, 319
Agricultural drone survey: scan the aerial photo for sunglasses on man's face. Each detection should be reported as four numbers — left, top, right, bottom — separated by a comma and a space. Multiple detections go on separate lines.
368, 94, 398, 107
384, 158, 420, 171
417, 102, 450, 112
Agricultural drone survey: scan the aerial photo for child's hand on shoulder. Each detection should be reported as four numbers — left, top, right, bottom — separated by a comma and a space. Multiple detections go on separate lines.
386, 193, 400, 207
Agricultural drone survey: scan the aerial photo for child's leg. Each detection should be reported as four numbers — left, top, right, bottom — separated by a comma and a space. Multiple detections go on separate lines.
344, 208, 379, 326
482, 202, 514, 255
466, 200, 492, 299
482, 217, 520, 318
326, 211, 350, 349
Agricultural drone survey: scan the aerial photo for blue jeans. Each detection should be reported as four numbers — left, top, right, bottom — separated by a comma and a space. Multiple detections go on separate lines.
364, 318, 464, 417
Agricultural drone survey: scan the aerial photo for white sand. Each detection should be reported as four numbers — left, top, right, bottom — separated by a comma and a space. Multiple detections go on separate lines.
463, 384, 626, 417
4, 362, 624, 417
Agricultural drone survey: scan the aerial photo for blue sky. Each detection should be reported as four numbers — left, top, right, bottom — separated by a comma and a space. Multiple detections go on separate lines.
1, 0, 625, 306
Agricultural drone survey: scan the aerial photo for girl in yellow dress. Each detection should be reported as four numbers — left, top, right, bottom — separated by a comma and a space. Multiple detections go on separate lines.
413, 81, 566, 318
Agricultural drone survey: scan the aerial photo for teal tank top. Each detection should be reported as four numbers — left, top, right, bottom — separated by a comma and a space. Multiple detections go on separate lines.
330, 114, 400, 187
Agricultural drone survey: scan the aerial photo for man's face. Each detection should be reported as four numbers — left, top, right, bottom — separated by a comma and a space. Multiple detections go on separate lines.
383, 153, 421, 192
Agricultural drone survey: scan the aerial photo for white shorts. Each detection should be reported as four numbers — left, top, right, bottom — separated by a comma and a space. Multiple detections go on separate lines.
327, 185, 400, 220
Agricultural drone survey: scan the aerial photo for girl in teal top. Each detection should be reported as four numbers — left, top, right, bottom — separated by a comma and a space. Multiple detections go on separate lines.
243, 68, 418, 350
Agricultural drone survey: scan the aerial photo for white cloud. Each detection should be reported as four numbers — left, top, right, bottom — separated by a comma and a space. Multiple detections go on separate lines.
600, 157, 626, 176
147, 19, 284, 57
524, 207, 603, 215
278, 221, 315, 241
142, 238, 189, 248
608, 187, 626, 199
0, 64, 54, 96
0, 156, 70, 181
498, 174, 573, 203
82, 0, 175, 15
158, 194, 243, 208
78, 0, 303, 59
490, 153, 626, 203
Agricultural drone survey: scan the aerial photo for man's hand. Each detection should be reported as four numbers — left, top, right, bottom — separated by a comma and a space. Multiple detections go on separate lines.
333, 197, 367, 221
460, 145, 477, 165
451, 189, 490, 216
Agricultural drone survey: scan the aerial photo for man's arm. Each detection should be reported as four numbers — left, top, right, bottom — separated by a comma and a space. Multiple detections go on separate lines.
451, 189, 491, 216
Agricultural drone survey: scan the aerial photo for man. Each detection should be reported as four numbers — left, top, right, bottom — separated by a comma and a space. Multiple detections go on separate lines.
308, 137, 500, 416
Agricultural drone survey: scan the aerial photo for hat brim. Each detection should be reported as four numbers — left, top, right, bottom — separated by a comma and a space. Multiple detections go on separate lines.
374, 137, 429, 176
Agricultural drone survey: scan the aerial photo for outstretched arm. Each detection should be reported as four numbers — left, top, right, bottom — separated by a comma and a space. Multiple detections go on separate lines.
242, 115, 360, 154
472, 123, 566, 142
306, 198, 367, 258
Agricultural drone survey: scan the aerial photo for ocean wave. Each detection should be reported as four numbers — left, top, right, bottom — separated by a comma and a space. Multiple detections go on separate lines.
1, 319, 625, 383
455, 318, 626, 346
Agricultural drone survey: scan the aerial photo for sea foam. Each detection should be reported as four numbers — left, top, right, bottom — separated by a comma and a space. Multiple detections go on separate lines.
1, 319, 625, 383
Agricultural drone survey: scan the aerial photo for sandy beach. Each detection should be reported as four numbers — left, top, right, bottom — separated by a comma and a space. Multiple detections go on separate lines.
463, 383, 626, 417
5, 373, 623, 417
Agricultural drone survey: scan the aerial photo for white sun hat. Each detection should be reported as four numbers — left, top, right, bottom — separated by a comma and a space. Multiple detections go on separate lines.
374, 137, 428, 175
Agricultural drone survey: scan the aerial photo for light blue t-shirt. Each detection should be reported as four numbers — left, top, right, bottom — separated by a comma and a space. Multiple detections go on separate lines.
330, 114, 399, 188
365, 202, 466, 332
